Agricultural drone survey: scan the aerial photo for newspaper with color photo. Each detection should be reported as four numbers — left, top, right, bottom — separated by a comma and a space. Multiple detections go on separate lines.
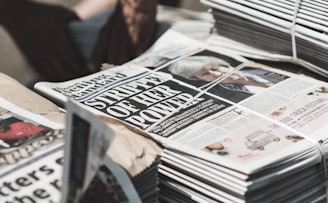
34, 30, 328, 176
0, 97, 64, 203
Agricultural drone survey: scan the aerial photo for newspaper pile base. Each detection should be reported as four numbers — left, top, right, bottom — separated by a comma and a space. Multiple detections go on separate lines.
201, 0, 328, 78
34, 30, 328, 202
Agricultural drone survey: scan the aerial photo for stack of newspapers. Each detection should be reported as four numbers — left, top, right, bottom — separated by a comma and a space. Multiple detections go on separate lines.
159, 145, 328, 202
34, 30, 328, 202
156, 5, 213, 41
200, 0, 328, 77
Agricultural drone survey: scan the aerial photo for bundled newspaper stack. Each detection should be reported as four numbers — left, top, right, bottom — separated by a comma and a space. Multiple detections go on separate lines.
159, 143, 328, 202
34, 30, 328, 202
201, 0, 328, 77
156, 5, 213, 41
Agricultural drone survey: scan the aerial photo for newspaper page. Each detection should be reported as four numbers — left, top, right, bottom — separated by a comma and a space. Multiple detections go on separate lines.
61, 100, 140, 203
33, 30, 328, 175
34, 65, 147, 105
154, 57, 327, 173
0, 97, 64, 203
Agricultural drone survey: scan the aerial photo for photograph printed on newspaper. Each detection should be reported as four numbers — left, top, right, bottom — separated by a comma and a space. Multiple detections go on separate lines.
33, 30, 328, 174
0, 97, 64, 203
0, 97, 63, 168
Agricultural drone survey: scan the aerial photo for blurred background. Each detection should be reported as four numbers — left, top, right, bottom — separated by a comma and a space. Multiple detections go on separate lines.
0, 0, 207, 86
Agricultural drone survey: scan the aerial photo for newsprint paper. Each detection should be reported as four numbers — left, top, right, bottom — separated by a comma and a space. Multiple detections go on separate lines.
0, 97, 64, 203
0, 95, 143, 203
34, 30, 328, 196
61, 100, 140, 203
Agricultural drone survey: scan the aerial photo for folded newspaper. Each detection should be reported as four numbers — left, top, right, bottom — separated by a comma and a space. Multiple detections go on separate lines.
0, 73, 64, 203
34, 30, 328, 202
61, 100, 142, 203
0, 91, 64, 202
201, 0, 328, 78
61, 100, 161, 203
0, 73, 161, 202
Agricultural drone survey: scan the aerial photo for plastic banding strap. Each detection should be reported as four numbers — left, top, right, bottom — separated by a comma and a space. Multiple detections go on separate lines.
291, 0, 300, 60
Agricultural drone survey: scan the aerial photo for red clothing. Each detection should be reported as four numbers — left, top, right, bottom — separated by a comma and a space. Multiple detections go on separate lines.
0, 122, 47, 140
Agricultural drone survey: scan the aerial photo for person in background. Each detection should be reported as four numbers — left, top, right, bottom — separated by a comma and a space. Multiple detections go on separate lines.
0, 0, 158, 81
